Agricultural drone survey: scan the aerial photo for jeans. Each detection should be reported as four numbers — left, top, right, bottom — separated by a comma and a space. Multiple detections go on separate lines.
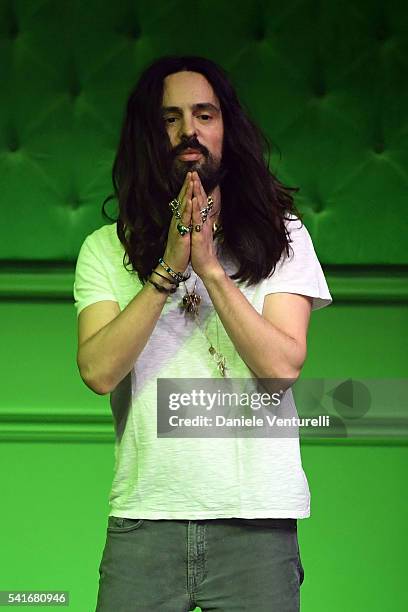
96, 516, 305, 611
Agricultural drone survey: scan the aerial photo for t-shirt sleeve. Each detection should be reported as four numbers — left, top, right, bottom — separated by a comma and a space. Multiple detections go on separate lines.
73, 232, 119, 318
261, 216, 333, 311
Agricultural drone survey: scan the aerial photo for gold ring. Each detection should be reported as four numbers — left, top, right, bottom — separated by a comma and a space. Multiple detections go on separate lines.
194, 224, 202, 232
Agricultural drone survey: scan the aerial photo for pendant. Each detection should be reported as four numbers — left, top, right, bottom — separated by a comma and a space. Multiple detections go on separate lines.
217, 356, 226, 377
209, 346, 227, 377
180, 290, 201, 315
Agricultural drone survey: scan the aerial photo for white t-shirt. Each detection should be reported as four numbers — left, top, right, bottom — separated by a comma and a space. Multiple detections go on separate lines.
74, 214, 332, 519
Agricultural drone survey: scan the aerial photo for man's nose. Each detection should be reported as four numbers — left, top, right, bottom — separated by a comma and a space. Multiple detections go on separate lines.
179, 115, 196, 138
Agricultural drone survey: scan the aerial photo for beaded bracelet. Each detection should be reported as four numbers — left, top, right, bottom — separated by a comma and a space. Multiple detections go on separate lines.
152, 270, 179, 286
147, 278, 178, 294
158, 257, 191, 283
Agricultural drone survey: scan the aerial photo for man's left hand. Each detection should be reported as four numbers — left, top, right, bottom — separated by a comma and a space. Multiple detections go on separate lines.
190, 171, 223, 280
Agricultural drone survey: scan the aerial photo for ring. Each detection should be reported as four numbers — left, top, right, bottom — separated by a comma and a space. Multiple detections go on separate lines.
169, 198, 182, 219
194, 224, 202, 232
199, 196, 214, 222
169, 198, 181, 210
177, 223, 190, 236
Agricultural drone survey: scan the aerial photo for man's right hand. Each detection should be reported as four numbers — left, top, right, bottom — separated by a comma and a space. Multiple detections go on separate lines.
163, 171, 194, 274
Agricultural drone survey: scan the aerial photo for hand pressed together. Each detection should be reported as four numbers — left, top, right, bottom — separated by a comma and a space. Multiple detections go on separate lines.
189, 171, 224, 281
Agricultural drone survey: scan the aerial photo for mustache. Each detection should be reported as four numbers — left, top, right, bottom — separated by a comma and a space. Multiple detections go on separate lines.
173, 142, 206, 156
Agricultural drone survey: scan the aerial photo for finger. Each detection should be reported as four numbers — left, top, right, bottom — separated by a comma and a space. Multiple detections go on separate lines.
198, 178, 207, 211
186, 174, 194, 210
193, 176, 204, 211
194, 173, 209, 217
181, 171, 191, 197
175, 172, 192, 214
172, 174, 193, 227
191, 196, 202, 236
180, 187, 193, 231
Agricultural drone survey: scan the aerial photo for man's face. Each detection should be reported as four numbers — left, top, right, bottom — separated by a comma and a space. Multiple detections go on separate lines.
162, 71, 225, 196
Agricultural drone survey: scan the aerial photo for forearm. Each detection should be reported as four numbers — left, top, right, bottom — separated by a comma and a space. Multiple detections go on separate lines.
78, 267, 172, 395
202, 267, 303, 380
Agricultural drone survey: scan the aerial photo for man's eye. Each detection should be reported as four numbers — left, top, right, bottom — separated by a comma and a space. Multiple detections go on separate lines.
164, 115, 212, 124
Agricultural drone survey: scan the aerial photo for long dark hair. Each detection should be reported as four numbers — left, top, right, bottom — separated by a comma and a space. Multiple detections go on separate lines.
102, 55, 304, 286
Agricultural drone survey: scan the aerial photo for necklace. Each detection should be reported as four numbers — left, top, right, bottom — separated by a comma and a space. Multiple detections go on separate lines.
181, 276, 201, 314
179, 273, 227, 377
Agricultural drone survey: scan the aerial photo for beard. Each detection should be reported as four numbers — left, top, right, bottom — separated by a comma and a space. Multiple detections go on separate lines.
167, 147, 227, 197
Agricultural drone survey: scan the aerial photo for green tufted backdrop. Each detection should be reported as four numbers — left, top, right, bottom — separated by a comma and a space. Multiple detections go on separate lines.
1, 0, 407, 610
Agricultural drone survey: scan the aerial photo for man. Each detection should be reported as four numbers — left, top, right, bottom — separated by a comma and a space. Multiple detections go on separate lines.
74, 55, 332, 611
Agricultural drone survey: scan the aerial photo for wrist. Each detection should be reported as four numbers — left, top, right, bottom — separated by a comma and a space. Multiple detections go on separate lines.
147, 276, 178, 295
146, 262, 178, 294
152, 264, 175, 284
161, 254, 188, 276
200, 264, 226, 284
159, 256, 190, 283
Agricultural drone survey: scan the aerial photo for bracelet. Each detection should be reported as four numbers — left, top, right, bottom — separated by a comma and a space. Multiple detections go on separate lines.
158, 257, 191, 283
148, 278, 178, 294
152, 270, 179, 286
